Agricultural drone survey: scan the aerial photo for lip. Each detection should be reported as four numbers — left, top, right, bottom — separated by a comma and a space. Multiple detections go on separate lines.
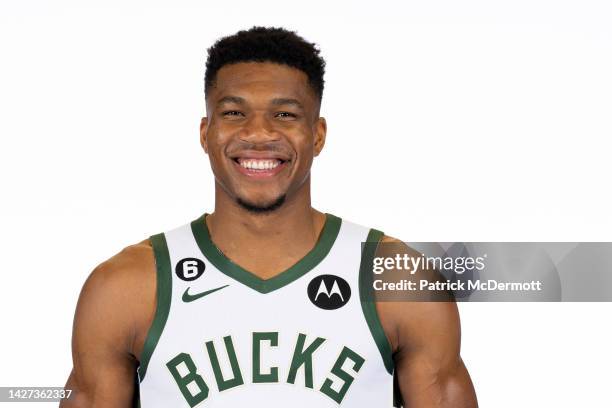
231, 157, 290, 179
229, 150, 291, 162
228, 149, 292, 179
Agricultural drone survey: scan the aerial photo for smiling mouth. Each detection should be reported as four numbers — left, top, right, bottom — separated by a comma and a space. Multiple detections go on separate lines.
235, 158, 284, 170
232, 157, 290, 177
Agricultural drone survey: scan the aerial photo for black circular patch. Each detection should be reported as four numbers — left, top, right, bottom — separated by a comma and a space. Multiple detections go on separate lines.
307, 274, 351, 310
175, 258, 206, 281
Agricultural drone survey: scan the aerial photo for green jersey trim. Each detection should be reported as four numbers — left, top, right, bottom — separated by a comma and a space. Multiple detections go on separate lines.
359, 228, 395, 375
138, 233, 173, 383
190, 213, 342, 294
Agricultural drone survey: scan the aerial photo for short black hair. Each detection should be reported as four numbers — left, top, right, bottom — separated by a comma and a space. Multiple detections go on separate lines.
204, 26, 326, 101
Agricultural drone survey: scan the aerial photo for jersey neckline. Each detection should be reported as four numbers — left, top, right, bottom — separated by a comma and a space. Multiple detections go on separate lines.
190, 213, 342, 294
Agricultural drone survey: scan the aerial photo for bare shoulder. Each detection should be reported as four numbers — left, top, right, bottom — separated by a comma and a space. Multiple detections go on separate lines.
88, 238, 155, 283
380, 235, 408, 244
62, 239, 156, 407
375, 235, 460, 354
81, 239, 156, 314
77, 238, 157, 359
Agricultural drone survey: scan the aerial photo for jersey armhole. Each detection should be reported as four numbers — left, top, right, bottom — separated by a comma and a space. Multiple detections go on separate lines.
137, 233, 173, 383
358, 228, 395, 375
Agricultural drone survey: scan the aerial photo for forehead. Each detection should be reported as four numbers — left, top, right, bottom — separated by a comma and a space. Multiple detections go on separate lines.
210, 62, 316, 105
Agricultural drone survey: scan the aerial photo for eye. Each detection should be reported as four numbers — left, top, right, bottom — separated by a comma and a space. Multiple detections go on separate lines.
275, 111, 298, 120
222, 110, 244, 118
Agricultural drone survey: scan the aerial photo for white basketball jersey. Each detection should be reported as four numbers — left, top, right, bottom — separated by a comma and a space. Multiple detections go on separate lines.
136, 213, 397, 407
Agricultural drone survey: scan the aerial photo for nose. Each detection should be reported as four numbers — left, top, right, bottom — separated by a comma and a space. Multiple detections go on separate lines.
239, 112, 280, 143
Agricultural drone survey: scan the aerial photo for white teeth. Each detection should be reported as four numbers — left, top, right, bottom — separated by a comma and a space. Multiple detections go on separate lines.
239, 159, 281, 170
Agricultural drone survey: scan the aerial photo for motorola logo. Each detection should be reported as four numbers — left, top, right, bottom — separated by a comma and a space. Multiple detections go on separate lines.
307, 274, 351, 310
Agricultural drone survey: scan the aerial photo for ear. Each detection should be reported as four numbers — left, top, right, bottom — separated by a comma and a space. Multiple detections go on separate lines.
200, 117, 209, 154
313, 117, 327, 157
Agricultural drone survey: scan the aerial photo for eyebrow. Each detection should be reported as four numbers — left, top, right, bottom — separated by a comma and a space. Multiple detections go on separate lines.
216, 95, 245, 106
216, 95, 304, 110
270, 98, 304, 110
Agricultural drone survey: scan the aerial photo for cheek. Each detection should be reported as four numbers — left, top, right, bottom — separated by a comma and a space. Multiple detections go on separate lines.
206, 127, 232, 158
207, 129, 230, 149
294, 141, 315, 171
205, 138, 229, 173
290, 126, 314, 150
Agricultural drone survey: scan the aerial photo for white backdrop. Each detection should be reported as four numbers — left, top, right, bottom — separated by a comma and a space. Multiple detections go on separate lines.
1, 1, 611, 406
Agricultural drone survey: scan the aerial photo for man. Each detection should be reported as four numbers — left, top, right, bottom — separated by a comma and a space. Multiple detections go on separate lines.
62, 26, 477, 407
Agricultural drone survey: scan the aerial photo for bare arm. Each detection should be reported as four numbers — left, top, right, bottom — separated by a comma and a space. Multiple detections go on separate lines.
61, 241, 155, 408
386, 301, 477, 407
376, 237, 478, 407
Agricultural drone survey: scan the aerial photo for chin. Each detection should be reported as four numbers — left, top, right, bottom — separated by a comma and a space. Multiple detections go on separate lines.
236, 194, 287, 214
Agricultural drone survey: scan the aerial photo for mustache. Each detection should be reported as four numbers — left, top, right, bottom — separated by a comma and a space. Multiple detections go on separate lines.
226, 141, 293, 157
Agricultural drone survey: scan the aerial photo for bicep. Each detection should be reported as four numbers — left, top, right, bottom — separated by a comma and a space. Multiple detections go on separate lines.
61, 264, 140, 407
394, 302, 477, 408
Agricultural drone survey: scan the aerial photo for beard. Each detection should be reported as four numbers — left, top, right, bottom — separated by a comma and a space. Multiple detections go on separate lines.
236, 194, 286, 214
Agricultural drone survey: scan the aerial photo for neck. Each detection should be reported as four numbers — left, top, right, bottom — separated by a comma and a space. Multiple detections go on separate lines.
205, 181, 327, 279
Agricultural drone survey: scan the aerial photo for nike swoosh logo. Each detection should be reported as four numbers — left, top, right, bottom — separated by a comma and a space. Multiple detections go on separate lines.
182, 285, 230, 303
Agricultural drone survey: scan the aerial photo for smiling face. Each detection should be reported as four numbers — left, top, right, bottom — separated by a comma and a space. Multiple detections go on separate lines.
201, 62, 326, 213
